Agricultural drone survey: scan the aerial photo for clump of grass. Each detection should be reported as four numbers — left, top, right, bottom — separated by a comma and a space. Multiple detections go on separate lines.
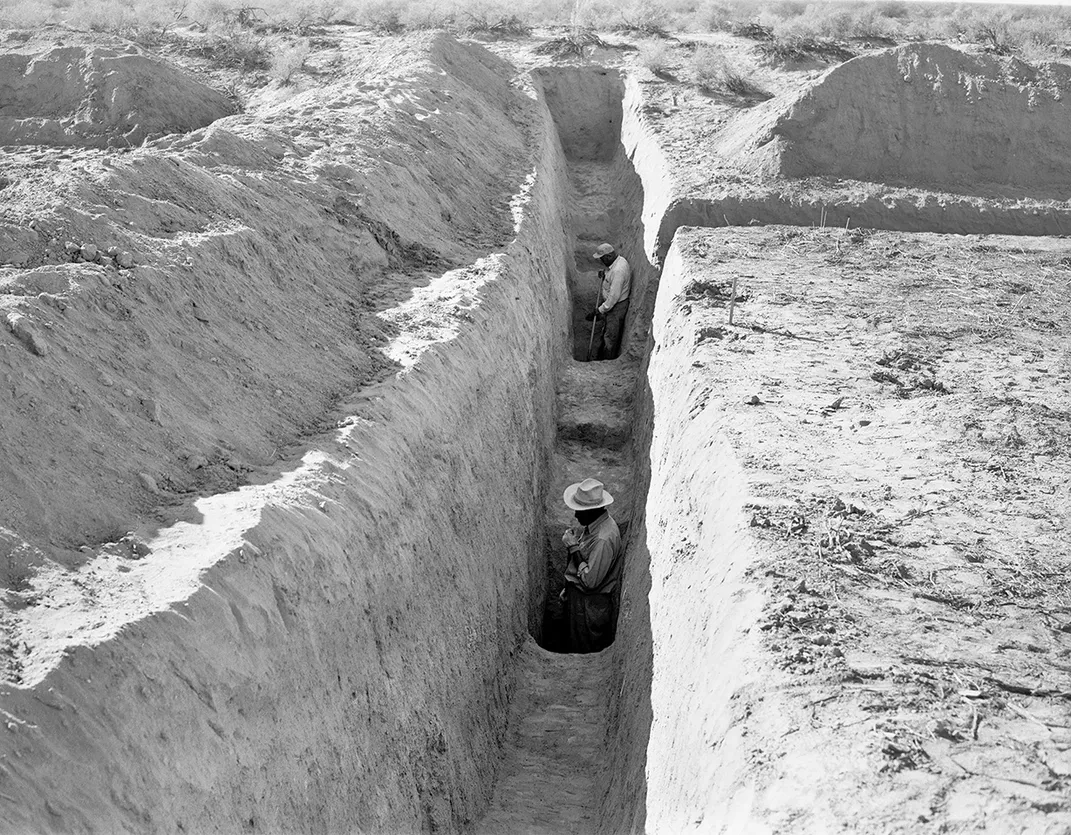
688, 45, 771, 100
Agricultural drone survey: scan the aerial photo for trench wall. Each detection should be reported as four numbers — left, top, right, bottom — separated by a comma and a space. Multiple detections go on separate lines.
656, 193, 1071, 261
0, 85, 573, 835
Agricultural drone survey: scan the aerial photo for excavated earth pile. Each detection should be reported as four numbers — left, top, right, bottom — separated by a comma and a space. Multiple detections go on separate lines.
0, 45, 236, 148
735, 44, 1071, 190
639, 43, 1071, 251
1, 24, 1070, 835
0, 31, 573, 832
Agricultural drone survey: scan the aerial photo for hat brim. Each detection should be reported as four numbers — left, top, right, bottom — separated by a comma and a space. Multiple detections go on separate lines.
563, 482, 614, 511
592, 248, 615, 260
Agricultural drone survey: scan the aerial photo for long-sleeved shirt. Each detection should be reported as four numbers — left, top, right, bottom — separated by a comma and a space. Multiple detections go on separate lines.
565, 511, 623, 594
597, 256, 632, 315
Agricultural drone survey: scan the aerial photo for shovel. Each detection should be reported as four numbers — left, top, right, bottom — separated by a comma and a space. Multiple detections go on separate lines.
585, 281, 603, 362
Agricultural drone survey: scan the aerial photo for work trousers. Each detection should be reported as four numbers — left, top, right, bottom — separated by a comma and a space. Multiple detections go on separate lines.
565, 587, 615, 653
597, 300, 630, 360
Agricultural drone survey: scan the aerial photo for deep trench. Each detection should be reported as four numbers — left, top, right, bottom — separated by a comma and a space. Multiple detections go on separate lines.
474, 61, 1067, 833
473, 68, 657, 833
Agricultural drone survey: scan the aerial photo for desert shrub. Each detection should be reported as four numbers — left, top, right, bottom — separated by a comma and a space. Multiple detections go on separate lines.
688, 0, 733, 33
638, 38, 674, 72
688, 44, 771, 98
189, 28, 272, 70
453, 11, 531, 37
613, 1, 671, 38
354, 0, 405, 32
756, 35, 854, 64
0, 0, 56, 28
270, 40, 309, 83
534, 27, 606, 57
187, 0, 233, 25
732, 20, 773, 40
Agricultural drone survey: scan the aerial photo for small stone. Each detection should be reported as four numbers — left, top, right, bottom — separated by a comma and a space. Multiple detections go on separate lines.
143, 398, 162, 423
99, 256, 115, 269
122, 388, 135, 397
6, 312, 48, 356
100, 371, 115, 387
130, 540, 151, 558
186, 453, 208, 471
746, 394, 763, 406
81, 243, 98, 262
192, 302, 209, 322
64, 241, 80, 255
137, 472, 158, 493
116, 251, 134, 269
106, 246, 120, 257
811, 635, 832, 646
831, 647, 844, 658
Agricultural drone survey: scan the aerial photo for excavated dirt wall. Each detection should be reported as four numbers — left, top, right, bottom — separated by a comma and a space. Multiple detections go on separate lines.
0, 37, 574, 833
655, 192, 1071, 261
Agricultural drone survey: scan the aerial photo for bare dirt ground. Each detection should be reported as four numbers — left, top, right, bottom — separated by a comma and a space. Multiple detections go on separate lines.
667, 226, 1071, 832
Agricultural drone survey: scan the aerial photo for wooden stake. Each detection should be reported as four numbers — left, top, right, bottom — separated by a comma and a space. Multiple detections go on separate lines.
728, 275, 738, 325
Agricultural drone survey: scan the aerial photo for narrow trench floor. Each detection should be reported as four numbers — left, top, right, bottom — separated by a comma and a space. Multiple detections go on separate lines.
475, 153, 640, 831
474, 354, 637, 834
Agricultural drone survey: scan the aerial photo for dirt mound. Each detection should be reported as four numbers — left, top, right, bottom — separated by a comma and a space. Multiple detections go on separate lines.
0, 46, 235, 148
726, 44, 1071, 191
0, 30, 531, 587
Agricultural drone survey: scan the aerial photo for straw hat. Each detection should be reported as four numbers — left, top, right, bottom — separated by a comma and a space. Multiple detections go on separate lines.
563, 478, 614, 510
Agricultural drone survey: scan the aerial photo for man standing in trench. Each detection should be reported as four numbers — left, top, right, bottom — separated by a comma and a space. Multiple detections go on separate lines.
587, 243, 632, 361
560, 477, 624, 653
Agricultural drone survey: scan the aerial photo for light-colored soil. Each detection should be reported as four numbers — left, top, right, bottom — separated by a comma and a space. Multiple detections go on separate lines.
649, 226, 1071, 833
1, 20, 1070, 835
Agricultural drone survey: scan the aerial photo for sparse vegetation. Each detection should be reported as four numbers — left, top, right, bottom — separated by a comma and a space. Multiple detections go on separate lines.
2, 0, 1071, 68
270, 39, 310, 83
756, 35, 856, 65
688, 44, 771, 99
638, 38, 674, 74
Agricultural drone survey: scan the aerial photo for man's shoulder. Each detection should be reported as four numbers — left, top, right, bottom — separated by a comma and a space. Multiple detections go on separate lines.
594, 513, 621, 542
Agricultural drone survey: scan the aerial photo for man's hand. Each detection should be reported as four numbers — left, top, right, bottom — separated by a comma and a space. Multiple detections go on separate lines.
562, 529, 580, 548
598, 270, 606, 279
585, 310, 601, 322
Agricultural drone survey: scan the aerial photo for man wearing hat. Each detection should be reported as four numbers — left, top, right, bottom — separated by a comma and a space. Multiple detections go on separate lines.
560, 477, 624, 653
586, 243, 632, 360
